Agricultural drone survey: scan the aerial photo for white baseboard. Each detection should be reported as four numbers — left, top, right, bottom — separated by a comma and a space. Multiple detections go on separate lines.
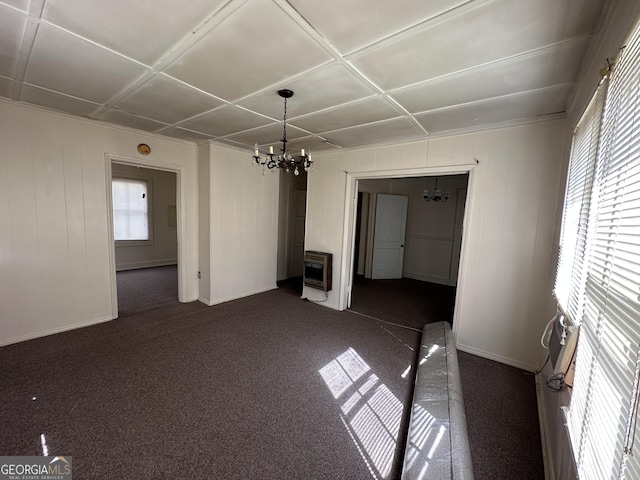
198, 296, 211, 306
536, 375, 553, 480
455, 343, 538, 371
116, 259, 177, 271
199, 286, 278, 307
0, 315, 114, 347
403, 271, 453, 286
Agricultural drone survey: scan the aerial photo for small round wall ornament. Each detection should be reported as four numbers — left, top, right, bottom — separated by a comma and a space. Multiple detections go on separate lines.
137, 143, 151, 155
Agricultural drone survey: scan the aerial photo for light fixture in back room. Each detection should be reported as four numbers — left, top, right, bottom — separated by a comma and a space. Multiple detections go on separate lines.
423, 177, 450, 203
252, 89, 313, 176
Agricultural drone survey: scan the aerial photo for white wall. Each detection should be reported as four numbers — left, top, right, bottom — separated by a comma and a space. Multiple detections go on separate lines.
392, 175, 468, 286
0, 99, 199, 346
303, 119, 567, 370
112, 164, 177, 270
198, 145, 211, 303
198, 143, 279, 305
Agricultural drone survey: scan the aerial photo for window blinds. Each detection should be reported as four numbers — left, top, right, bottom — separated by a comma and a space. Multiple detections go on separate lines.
112, 178, 149, 241
563, 18, 640, 480
554, 82, 605, 324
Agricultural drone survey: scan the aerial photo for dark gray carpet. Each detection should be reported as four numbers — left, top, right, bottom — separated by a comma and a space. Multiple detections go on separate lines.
0, 280, 418, 479
116, 265, 179, 316
0, 268, 544, 479
458, 351, 545, 479
281, 275, 544, 479
278, 276, 456, 332
349, 277, 457, 331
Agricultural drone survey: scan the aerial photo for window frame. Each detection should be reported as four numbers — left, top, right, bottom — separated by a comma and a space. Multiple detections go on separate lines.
112, 174, 154, 247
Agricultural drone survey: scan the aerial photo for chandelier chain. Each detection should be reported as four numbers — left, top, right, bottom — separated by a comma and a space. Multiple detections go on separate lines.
252, 89, 312, 175
282, 97, 288, 153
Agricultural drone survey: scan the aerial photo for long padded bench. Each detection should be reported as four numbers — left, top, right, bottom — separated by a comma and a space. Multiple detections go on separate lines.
401, 321, 474, 480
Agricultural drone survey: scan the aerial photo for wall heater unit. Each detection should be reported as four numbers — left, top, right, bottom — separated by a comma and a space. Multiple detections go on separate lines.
303, 251, 332, 292
549, 315, 578, 375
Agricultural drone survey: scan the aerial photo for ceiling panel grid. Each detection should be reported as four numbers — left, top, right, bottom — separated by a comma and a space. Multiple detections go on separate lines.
0, 0, 610, 151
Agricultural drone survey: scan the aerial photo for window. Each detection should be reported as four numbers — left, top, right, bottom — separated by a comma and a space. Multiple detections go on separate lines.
112, 177, 152, 244
558, 18, 640, 480
554, 82, 605, 323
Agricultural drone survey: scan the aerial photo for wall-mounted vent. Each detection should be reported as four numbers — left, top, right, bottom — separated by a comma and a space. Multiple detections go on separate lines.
303, 251, 332, 292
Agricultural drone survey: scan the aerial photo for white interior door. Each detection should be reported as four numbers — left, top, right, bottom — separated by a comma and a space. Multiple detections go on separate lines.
371, 194, 408, 279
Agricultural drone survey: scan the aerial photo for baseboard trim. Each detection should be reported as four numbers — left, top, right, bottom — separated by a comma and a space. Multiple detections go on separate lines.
200, 286, 278, 307
536, 375, 553, 480
403, 271, 452, 286
456, 343, 537, 371
198, 296, 211, 306
116, 259, 177, 271
0, 315, 114, 347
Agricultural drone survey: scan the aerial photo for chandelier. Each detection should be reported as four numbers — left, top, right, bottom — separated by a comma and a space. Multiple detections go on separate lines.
253, 89, 313, 176
423, 177, 450, 202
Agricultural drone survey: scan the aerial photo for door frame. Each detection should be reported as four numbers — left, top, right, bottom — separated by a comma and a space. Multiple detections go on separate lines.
340, 165, 476, 338
105, 154, 187, 318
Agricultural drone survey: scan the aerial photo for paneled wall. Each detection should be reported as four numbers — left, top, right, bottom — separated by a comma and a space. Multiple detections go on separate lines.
0, 99, 199, 346
303, 120, 568, 370
112, 164, 177, 271
395, 175, 468, 285
198, 143, 279, 305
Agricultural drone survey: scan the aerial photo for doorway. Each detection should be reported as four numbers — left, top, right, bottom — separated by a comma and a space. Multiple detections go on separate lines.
277, 169, 308, 295
106, 155, 186, 318
348, 174, 469, 331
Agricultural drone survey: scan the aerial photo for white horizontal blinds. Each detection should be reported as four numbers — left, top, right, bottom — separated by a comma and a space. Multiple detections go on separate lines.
112, 178, 149, 241
555, 84, 605, 324
566, 83, 609, 475
614, 32, 640, 479
567, 18, 640, 480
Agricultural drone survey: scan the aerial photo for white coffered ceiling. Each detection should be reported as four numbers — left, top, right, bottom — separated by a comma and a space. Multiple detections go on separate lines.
0, 0, 609, 152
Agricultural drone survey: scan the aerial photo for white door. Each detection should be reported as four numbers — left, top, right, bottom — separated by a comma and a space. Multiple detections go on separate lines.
371, 194, 408, 279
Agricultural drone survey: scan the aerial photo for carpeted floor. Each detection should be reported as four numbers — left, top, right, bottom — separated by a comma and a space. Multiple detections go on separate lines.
278, 276, 456, 332
116, 265, 179, 316
349, 276, 457, 331
0, 268, 544, 479
458, 351, 544, 479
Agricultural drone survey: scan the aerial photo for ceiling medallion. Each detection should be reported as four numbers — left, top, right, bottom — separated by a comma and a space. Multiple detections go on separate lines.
252, 89, 313, 176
